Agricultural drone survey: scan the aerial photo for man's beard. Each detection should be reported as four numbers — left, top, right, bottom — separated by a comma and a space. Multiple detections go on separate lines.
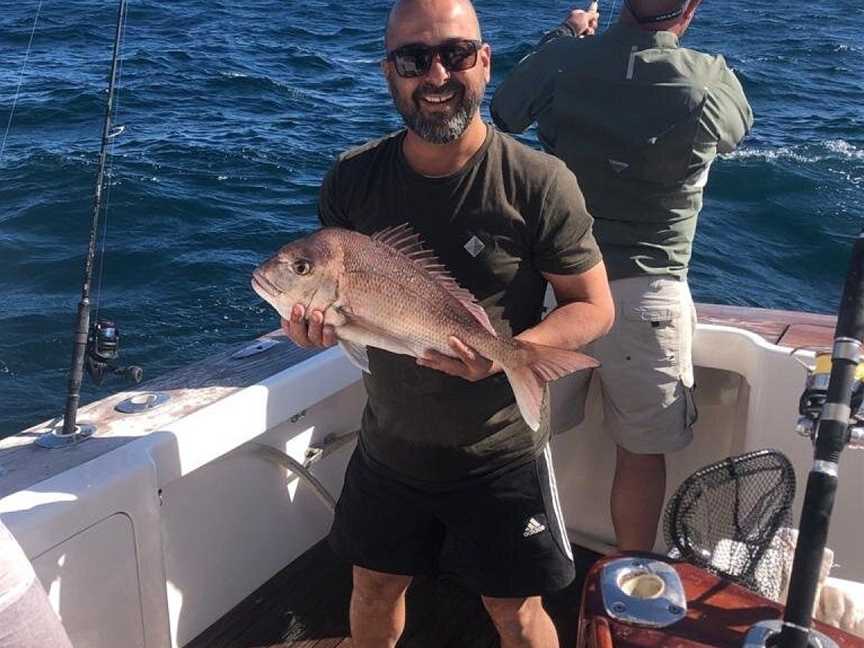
389, 78, 484, 144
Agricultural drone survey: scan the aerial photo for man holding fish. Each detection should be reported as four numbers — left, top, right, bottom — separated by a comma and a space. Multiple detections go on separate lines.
252, 0, 613, 645
492, 0, 753, 552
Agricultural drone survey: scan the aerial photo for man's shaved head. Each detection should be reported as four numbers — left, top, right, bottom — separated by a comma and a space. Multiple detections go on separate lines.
381, 0, 490, 145
385, 0, 482, 51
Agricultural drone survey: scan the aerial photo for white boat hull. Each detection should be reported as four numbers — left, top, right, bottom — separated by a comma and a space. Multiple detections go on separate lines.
2, 320, 863, 646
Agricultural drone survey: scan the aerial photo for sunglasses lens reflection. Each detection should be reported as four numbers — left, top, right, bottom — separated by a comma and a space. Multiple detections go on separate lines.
391, 40, 479, 78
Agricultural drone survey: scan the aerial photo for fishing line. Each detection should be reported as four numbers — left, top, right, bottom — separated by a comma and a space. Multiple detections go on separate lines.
94, 0, 129, 323
603, 0, 621, 31
0, 1, 44, 166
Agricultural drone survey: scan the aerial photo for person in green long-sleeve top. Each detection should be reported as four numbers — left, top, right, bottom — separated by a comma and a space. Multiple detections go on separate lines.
492, 0, 753, 552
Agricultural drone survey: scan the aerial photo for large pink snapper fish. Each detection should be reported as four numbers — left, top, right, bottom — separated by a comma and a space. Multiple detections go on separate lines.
251, 224, 598, 431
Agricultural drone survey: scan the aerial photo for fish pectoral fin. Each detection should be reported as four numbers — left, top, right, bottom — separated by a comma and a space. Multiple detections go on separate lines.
338, 340, 371, 373
337, 322, 417, 372
339, 318, 417, 358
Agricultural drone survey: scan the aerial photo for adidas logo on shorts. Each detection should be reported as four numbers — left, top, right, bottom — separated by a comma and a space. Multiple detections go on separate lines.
522, 516, 546, 538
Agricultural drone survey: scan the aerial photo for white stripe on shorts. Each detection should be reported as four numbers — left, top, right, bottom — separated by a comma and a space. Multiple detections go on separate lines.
542, 444, 573, 560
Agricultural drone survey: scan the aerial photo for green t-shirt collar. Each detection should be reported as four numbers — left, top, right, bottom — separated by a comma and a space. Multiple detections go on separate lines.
397, 122, 495, 184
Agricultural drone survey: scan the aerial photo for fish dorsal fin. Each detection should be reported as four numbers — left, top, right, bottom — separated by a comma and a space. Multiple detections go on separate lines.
372, 223, 497, 338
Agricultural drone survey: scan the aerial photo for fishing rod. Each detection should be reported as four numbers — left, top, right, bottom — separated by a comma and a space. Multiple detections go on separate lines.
55, 0, 133, 443
776, 230, 864, 648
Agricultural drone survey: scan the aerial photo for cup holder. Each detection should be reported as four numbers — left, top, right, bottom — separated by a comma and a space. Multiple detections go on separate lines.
618, 569, 666, 599
601, 558, 687, 628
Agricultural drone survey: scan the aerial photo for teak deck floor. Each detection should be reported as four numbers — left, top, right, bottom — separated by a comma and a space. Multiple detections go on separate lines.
187, 540, 601, 648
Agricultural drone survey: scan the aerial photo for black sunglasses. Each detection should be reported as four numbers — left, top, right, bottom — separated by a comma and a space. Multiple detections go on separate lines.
386, 39, 482, 78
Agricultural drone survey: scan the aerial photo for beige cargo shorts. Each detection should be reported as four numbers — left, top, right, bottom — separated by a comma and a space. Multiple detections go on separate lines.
559, 276, 698, 454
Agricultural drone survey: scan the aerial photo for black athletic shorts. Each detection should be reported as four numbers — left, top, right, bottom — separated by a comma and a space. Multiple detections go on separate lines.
328, 443, 575, 598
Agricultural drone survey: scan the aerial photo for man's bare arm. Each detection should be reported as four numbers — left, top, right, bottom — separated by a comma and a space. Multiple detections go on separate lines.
520, 261, 614, 350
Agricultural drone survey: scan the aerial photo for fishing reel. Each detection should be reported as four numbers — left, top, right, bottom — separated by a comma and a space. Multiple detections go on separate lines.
85, 318, 143, 385
795, 353, 864, 449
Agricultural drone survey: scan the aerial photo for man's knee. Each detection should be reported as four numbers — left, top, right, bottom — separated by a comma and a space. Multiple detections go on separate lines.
481, 595, 544, 638
616, 445, 665, 464
352, 565, 412, 605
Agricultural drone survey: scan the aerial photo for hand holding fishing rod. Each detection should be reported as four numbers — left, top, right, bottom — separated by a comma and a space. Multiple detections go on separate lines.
534, 1, 601, 50
566, 1, 600, 37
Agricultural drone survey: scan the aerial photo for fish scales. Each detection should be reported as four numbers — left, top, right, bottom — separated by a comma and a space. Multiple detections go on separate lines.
339, 236, 494, 358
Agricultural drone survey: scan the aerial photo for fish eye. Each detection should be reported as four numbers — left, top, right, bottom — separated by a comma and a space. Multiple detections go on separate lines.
292, 259, 312, 276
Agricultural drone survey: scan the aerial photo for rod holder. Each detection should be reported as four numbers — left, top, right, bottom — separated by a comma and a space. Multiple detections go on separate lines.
35, 423, 96, 449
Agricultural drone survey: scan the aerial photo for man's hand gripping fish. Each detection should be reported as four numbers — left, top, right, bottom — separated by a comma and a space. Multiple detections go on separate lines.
252, 224, 598, 431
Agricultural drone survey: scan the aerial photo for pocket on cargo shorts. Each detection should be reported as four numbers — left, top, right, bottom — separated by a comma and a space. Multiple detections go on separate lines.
620, 305, 682, 372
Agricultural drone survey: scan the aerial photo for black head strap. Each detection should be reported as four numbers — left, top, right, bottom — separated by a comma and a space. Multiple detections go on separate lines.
624, 0, 687, 24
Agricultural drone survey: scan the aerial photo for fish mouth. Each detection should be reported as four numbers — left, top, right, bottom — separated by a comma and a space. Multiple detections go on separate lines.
251, 271, 281, 298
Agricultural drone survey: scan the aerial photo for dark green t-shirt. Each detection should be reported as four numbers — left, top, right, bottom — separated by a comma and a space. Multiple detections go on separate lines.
491, 24, 753, 280
318, 125, 601, 486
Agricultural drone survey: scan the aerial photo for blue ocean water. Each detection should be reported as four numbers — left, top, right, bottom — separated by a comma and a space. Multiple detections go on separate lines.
0, 1, 862, 438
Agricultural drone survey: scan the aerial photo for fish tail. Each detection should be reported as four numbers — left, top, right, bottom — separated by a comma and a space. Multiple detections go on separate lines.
503, 341, 599, 432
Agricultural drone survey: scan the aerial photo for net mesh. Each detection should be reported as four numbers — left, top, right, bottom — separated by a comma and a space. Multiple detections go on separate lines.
664, 449, 796, 598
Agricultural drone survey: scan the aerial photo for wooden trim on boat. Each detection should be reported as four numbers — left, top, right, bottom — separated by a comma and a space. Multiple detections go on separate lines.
0, 304, 837, 498
696, 303, 835, 349
577, 555, 864, 647
584, 617, 614, 648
